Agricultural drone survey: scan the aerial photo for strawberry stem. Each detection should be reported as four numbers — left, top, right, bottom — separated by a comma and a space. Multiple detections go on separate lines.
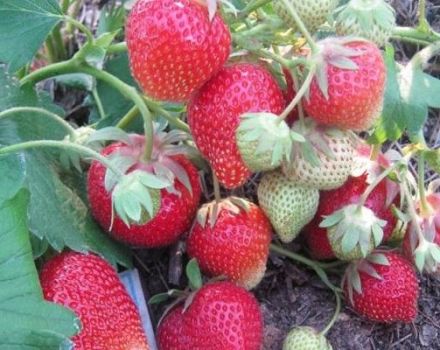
107, 42, 128, 54
290, 67, 306, 130
279, 64, 316, 123
358, 160, 404, 209
409, 39, 440, 69
0, 140, 124, 178
417, 0, 430, 33
392, 27, 439, 46
63, 16, 94, 44
403, 181, 427, 244
417, 152, 432, 216
0, 107, 77, 139
279, 0, 318, 53
269, 244, 342, 293
370, 144, 381, 161
320, 288, 341, 336
20, 59, 155, 161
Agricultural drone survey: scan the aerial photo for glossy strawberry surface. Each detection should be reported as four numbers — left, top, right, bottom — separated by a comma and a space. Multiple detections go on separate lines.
304, 41, 385, 131
345, 252, 419, 323
157, 282, 263, 350
41, 252, 149, 350
126, 0, 231, 102
187, 200, 272, 289
188, 63, 285, 188
88, 139, 201, 248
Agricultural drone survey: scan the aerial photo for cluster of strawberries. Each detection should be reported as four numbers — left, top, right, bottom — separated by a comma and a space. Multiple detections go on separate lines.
39, 0, 440, 349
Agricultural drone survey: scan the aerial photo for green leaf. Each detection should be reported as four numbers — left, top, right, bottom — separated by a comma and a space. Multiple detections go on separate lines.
89, 53, 138, 127
0, 67, 132, 267
425, 148, 440, 174
0, 152, 26, 202
371, 45, 440, 143
0, 190, 78, 349
186, 258, 203, 291
0, 0, 62, 71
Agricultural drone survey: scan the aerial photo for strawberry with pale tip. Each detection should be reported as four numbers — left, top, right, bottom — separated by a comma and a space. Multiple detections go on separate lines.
343, 251, 419, 323
282, 117, 356, 190
258, 171, 319, 243
187, 197, 272, 289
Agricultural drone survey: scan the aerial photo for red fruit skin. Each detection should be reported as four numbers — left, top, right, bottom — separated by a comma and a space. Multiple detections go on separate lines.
345, 252, 419, 323
305, 174, 395, 260
282, 68, 299, 126
87, 141, 201, 248
188, 63, 285, 188
126, 0, 231, 102
157, 282, 263, 350
304, 41, 385, 130
187, 202, 272, 289
40, 252, 149, 350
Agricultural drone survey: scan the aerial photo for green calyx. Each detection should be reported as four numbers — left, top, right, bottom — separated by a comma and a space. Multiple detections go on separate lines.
321, 204, 387, 260
334, 0, 396, 47
312, 37, 365, 100
282, 118, 355, 190
236, 113, 304, 172
410, 219, 440, 273
344, 252, 389, 305
258, 171, 319, 243
283, 326, 333, 350
111, 170, 171, 227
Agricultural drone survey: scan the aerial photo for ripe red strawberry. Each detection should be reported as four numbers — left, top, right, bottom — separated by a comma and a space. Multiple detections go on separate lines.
157, 281, 263, 349
126, 0, 231, 102
188, 63, 285, 189
40, 252, 149, 350
88, 133, 201, 248
344, 251, 419, 323
305, 173, 397, 260
304, 38, 386, 131
187, 197, 272, 289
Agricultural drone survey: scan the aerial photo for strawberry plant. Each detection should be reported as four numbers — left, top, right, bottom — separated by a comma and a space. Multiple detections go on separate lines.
0, 0, 439, 348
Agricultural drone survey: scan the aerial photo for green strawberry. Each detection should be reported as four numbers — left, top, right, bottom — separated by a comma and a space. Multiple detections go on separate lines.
274, 0, 338, 34
321, 204, 387, 261
258, 171, 319, 243
282, 118, 355, 190
335, 0, 396, 47
283, 327, 332, 350
236, 113, 303, 172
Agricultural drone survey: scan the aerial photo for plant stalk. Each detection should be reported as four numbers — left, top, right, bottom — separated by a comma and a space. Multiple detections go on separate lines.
320, 288, 341, 336
280, 0, 318, 53
0, 107, 76, 139
279, 64, 316, 122
270, 244, 341, 293
0, 140, 124, 178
